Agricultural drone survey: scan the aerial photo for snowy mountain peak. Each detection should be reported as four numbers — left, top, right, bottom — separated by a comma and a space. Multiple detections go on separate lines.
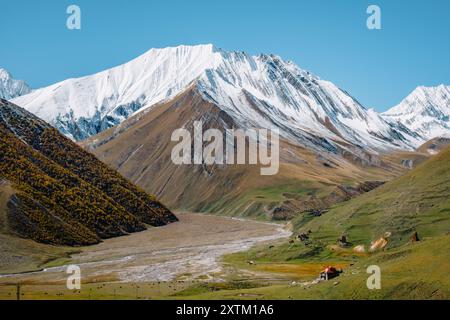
0, 68, 12, 79
145, 43, 216, 54
12, 45, 425, 151
0, 68, 31, 100
383, 85, 450, 140
12, 44, 225, 140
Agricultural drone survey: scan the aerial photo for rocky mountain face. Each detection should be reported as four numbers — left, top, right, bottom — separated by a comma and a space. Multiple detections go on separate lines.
0, 99, 177, 246
0, 68, 31, 100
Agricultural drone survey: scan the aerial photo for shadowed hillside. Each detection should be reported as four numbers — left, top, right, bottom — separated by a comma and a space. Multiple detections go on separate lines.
0, 99, 177, 246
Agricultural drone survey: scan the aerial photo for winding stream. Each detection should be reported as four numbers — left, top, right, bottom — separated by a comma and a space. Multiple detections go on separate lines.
0, 213, 291, 283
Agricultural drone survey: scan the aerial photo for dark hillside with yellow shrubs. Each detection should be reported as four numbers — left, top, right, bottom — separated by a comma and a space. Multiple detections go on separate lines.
0, 99, 177, 246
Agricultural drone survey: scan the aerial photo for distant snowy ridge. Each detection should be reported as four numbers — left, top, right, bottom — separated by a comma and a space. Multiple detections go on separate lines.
0, 68, 31, 100
11, 44, 440, 151
382, 85, 450, 141
194, 50, 422, 151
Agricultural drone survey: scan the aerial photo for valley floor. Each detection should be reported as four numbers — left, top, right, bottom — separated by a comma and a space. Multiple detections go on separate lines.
0, 213, 448, 300
0, 213, 291, 299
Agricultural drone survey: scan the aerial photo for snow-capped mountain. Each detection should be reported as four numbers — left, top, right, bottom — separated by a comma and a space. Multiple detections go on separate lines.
383, 85, 450, 141
13, 44, 420, 150
194, 50, 421, 151
13, 45, 220, 140
0, 68, 31, 100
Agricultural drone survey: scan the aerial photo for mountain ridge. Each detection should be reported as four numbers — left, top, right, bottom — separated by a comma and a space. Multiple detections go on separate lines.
12, 44, 426, 153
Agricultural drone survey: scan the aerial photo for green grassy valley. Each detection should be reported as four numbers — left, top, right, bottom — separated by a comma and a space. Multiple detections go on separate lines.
292, 143, 450, 247
172, 235, 449, 300
171, 146, 450, 299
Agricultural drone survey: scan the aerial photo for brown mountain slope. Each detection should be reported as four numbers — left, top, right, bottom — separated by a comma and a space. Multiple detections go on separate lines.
0, 99, 177, 246
417, 137, 450, 154
82, 88, 426, 217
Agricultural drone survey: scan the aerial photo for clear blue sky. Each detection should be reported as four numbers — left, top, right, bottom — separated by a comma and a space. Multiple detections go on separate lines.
1, 0, 448, 111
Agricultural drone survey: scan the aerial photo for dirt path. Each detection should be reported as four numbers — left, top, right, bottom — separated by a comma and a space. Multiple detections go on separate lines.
0, 213, 291, 284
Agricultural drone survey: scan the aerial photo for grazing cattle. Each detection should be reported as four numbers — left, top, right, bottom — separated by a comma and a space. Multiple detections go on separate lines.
298, 233, 309, 241
410, 231, 420, 242
338, 235, 352, 248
